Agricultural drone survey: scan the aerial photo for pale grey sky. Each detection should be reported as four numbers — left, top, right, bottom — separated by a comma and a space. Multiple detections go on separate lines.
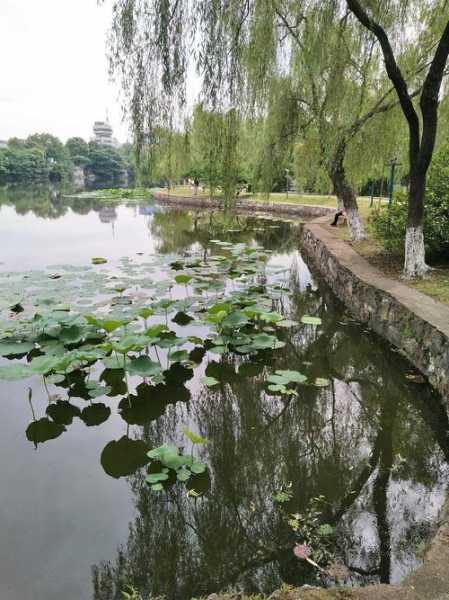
0, 0, 129, 143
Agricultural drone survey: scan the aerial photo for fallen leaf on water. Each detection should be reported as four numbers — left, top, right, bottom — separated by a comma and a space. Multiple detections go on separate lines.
405, 373, 426, 383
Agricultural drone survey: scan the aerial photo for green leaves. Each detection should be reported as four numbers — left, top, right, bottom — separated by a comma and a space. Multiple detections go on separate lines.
147, 472, 169, 484
137, 307, 154, 320
58, 325, 85, 345
174, 274, 193, 285
146, 443, 207, 492
318, 524, 334, 536
268, 370, 307, 384
201, 376, 219, 387
85, 315, 126, 333
0, 340, 34, 357
126, 356, 162, 377
235, 333, 285, 353
0, 364, 32, 380
266, 370, 307, 395
221, 310, 249, 329
182, 426, 208, 445
147, 444, 180, 462
301, 315, 322, 326
29, 355, 63, 375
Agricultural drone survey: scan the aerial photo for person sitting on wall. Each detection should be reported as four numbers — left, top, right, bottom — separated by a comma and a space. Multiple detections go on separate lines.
331, 209, 346, 227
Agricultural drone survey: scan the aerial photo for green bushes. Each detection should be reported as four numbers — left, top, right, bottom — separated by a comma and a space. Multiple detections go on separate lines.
370, 142, 449, 260
370, 191, 408, 254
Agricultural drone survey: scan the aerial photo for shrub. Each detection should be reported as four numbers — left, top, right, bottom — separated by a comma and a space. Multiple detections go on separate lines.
369, 191, 408, 254
370, 142, 449, 260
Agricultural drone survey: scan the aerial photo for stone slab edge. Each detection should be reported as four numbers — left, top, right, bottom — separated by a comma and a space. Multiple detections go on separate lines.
301, 220, 449, 401
153, 192, 335, 218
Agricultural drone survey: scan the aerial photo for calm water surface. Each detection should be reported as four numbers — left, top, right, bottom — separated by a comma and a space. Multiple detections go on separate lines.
0, 185, 448, 600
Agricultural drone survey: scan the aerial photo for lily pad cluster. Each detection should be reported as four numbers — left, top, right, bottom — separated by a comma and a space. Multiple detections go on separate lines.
146, 427, 208, 493
0, 237, 329, 483
146, 445, 206, 491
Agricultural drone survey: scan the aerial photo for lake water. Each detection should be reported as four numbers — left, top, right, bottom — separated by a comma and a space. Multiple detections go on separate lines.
0, 185, 448, 600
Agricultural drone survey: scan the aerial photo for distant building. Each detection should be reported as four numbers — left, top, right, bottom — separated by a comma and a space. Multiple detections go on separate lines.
0, 140, 7, 149
92, 120, 119, 148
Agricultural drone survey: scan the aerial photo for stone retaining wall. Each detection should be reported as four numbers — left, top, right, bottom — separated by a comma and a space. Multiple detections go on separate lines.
154, 192, 335, 218
301, 221, 449, 401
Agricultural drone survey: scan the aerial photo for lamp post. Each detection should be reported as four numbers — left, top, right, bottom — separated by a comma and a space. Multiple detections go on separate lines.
385, 156, 401, 207
285, 168, 290, 200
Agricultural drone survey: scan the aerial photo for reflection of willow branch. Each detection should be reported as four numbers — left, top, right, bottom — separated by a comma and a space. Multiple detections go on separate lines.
331, 431, 382, 523
373, 399, 397, 585
414, 388, 449, 464
229, 499, 262, 551
326, 371, 376, 420
169, 489, 207, 545
207, 542, 293, 592
262, 395, 295, 429
347, 564, 379, 577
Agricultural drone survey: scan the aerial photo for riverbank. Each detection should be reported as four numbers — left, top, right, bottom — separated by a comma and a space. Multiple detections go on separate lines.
148, 192, 449, 599
301, 218, 449, 400
153, 192, 449, 400
153, 191, 335, 218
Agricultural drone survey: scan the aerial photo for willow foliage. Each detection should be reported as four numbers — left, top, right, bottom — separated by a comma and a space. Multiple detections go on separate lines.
107, 0, 448, 196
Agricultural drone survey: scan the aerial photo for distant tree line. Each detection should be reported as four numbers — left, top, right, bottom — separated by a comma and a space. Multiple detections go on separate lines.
0, 133, 134, 187
138, 97, 449, 201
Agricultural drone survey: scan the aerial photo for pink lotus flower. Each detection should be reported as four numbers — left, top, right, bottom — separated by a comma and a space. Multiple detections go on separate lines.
293, 544, 311, 560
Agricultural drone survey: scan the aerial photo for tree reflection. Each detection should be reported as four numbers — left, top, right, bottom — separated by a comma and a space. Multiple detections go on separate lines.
150, 209, 297, 255
2, 196, 445, 598
91, 276, 449, 599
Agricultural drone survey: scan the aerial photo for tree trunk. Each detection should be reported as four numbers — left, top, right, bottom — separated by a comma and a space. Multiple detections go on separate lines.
330, 157, 366, 241
403, 171, 429, 278
346, 1, 449, 278
373, 398, 396, 584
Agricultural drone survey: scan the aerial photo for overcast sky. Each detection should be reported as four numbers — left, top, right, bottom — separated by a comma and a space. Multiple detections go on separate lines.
0, 0, 129, 143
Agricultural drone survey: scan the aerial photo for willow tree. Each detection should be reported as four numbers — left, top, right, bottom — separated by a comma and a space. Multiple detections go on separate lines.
346, 0, 449, 277
188, 104, 240, 204
107, 0, 437, 241
136, 126, 190, 187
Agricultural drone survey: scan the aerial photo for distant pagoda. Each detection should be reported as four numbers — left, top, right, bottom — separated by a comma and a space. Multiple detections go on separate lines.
92, 117, 119, 148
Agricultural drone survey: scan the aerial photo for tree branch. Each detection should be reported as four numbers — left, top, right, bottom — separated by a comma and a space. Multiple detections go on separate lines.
348, 85, 422, 141
346, 0, 421, 167
418, 18, 449, 174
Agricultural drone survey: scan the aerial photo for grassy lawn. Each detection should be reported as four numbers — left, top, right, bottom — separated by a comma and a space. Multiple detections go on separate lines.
409, 271, 449, 305
342, 222, 449, 309
164, 186, 385, 220
162, 185, 213, 198
245, 192, 387, 221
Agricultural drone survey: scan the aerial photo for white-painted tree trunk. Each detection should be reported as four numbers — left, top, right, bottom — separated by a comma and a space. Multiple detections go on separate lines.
403, 225, 429, 278
346, 206, 366, 241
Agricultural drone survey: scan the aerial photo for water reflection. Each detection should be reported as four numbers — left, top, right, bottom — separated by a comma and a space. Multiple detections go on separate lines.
88, 275, 449, 599
0, 187, 447, 600
0, 184, 97, 218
